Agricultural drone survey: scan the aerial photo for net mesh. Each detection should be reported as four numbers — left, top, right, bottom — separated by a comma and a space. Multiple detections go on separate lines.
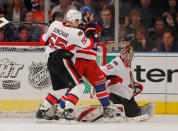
0, 43, 106, 117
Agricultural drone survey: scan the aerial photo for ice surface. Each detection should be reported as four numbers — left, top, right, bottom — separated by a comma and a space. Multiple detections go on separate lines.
0, 115, 178, 131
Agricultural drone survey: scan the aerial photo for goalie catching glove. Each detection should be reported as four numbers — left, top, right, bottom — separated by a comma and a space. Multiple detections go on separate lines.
133, 82, 143, 96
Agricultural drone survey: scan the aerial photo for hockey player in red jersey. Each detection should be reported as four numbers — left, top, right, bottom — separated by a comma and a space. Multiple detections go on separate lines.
101, 44, 155, 120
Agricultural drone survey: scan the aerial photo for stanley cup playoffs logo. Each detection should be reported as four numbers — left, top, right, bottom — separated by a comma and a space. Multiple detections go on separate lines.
28, 62, 51, 90
0, 58, 24, 90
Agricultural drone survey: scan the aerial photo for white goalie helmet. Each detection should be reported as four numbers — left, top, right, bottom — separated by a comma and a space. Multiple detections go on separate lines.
65, 9, 82, 25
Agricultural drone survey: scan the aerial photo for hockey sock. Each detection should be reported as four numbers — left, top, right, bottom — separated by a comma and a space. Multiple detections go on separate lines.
40, 91, 59, 110
59, 88, 70, 109
65, 83, 85, 109
94, 83, 110, 107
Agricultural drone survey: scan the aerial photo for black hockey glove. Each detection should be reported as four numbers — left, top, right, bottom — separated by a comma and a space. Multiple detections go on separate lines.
84, 23, 98, 42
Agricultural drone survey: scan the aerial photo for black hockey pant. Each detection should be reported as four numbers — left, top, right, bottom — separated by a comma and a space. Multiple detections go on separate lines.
47, 49, 82, 90
110, 93, 141, 117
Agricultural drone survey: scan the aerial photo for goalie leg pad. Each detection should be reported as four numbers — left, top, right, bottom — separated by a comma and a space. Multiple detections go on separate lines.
140, 103, 155, 117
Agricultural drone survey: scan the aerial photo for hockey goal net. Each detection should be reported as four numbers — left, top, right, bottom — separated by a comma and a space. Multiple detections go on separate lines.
0, 42, 107, 117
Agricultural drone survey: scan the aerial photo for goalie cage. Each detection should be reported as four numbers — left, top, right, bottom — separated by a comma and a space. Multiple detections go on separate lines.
0, 42, 107, 118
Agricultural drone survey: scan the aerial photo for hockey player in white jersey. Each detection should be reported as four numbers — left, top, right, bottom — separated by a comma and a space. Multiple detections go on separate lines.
101, 45, 155, 120
38, 9, 95, 121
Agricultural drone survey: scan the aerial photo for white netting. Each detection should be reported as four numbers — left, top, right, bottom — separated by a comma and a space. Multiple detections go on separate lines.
0, 43, 106, 117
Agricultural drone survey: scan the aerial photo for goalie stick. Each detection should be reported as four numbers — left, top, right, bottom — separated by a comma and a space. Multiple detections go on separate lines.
0, 17, 48, 28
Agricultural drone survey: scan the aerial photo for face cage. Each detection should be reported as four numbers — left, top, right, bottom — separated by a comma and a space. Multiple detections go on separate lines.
122, 53, 134, 63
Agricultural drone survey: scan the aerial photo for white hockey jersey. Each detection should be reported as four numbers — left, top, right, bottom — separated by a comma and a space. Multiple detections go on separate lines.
41, 21, 93, 57
100, 57, 135, 100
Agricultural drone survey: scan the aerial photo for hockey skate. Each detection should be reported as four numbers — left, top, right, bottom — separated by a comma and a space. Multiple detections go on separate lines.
61, 108, 76, 121
140, 103, 155, 118
53, 106, 64, 120
103, 105, 122, 122
36, 104, 58, 121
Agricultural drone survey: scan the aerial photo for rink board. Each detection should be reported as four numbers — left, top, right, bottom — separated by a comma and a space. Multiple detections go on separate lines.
0, 48, 178, 114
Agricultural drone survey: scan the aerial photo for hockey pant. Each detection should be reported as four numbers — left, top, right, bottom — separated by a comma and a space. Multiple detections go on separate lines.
47, 49, 84, 109
109, 93, 141, 117
74, 58, 110, 107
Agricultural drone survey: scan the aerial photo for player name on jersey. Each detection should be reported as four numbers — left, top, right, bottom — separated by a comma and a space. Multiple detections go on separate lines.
53, 28, 69, 38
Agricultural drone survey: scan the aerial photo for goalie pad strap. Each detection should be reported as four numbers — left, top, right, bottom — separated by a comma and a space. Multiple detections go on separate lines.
78, 107, 97, 122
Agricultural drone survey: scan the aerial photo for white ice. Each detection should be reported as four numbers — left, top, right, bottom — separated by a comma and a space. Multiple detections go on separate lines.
0, 115, 178, 131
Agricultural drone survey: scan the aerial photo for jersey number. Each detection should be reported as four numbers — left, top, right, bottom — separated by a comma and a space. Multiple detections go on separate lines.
48, 33, 68, 49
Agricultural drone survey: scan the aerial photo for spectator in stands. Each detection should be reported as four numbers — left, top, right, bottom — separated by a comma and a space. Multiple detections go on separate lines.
15, 26, 31, 42
131, 27, 155, 51
175, 12, 178, 40
71, 0, 82, 10
124, 9, 142, 42
149, 19, 165, 46
16, 11, 43, 42
119, 27, 126, 42
48, 11, 64, 26
51, 0, 76, 18
152, 29, 178, 52
100, 8, 114, 44
0, 6, 15, 42
0, 28, 7, 42
162, 0, 177, 28
6, 0, 27, 23
134, 0, 159, 30
33, 0, 45, 31
33, 0, 44, 23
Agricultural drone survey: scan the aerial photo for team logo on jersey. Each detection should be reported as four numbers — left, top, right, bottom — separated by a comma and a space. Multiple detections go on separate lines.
0, 58, 24, 90
28, 62, 51, 90
77, 31, 83, 36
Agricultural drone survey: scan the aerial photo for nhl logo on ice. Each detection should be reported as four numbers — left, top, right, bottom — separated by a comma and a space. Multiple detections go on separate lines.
28, 62, 51, 90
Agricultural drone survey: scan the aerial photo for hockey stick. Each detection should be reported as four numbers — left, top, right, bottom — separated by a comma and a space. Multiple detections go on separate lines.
0, 17, 48, 28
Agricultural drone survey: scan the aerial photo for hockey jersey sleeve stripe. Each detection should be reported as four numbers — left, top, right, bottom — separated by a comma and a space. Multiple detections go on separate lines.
66, 45, 75, 50
110, 76, 123, 84
83, 37, 94, 50
76, 49, 97, 56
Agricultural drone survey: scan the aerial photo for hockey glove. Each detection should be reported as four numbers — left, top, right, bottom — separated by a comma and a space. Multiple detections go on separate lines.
133, 82, 143, 96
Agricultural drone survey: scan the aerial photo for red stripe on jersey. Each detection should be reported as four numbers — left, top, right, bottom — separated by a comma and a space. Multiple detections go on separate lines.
110, 76, 123, 84
66, 45, 75, 50
65, 59, 81, 84
76, 50, 97, 56
67, 94, 79, 104
46, 94, 58, 105
83, 37, 94, 50
96, 91, 108, 98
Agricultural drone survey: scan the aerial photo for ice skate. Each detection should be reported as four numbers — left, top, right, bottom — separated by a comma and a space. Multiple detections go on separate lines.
103, 105, 121, 121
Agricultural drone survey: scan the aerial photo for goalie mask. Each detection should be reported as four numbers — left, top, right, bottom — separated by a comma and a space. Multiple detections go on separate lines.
120, 45, 134, 65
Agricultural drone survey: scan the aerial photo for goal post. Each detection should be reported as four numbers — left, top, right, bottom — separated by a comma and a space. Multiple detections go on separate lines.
0, 42, 107, 117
